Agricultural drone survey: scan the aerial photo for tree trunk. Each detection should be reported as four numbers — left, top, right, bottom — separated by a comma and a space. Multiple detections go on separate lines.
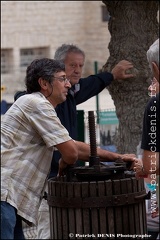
102, 1, 159, 154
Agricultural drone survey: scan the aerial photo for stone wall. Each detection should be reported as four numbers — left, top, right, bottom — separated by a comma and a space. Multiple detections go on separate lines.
1, 1, 111, 103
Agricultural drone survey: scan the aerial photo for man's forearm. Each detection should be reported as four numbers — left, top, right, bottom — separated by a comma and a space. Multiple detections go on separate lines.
142, 150, 159, 174
75, 141, 121, 161
75, 141, 135, 162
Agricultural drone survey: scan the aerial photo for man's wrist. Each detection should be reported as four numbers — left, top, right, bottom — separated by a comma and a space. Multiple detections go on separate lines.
140, 166, 147, 175
138, 166, 148, 178
111, 72, 116, 80
115, 155, 123, 161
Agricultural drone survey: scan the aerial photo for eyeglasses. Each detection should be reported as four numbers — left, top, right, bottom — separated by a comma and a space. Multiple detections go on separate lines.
53, 76, 70, 84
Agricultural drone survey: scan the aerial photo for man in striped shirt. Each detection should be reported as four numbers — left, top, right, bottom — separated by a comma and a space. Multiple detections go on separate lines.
1, 58, 78, 239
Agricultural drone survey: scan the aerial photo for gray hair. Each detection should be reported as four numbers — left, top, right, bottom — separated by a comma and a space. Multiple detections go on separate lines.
54, 44, 85, 62
147, 38, 159, 72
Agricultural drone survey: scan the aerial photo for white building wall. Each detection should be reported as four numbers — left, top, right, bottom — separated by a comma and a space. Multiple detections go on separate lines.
1, 1, 114, 110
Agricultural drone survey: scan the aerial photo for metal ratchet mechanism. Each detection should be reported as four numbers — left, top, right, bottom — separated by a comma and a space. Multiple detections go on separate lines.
66, 111, 134, 182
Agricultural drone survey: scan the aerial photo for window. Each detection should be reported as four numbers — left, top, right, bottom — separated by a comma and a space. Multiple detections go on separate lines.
101, 5, 110, 22
20, 47, 49, 71
1, 49, 13, 74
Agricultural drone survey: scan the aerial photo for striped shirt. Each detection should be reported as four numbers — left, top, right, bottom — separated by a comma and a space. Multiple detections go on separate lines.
1, 92, 71, 225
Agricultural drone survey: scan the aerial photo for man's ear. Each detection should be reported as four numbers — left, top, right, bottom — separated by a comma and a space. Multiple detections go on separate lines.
38, 78, 48, 90
152, 62, 159, 83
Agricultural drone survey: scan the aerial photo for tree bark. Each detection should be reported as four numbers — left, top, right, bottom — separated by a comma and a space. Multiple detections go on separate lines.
102, 1, 159, 154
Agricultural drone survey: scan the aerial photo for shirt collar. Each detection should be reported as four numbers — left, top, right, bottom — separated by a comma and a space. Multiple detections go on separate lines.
69, 84, 80, 96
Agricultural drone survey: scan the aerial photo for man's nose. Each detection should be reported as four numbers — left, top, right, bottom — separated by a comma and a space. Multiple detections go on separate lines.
65, 81, 71, 88
74, 66, 81, 73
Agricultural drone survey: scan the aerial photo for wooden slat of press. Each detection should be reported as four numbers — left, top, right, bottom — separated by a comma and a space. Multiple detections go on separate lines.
61, 181, 68, 239
74, 182, 83, 238
137, 178, 143, 234
67, 182, 76, 236
132, 177, 140, 234
98, 181, 107, 238
50, 180, 58, 239
120, 178, 129, 234
89, 181, 99, 236
48, 180, 53, 238
126, 178, 135, 234
138, 178, 146, 234
141, 179, 147, 233
56, 181, 62, 239
105, 180, 114, 234
48, 181, 52, 238
112, 179, 122, 234
81, 182, 90, 234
